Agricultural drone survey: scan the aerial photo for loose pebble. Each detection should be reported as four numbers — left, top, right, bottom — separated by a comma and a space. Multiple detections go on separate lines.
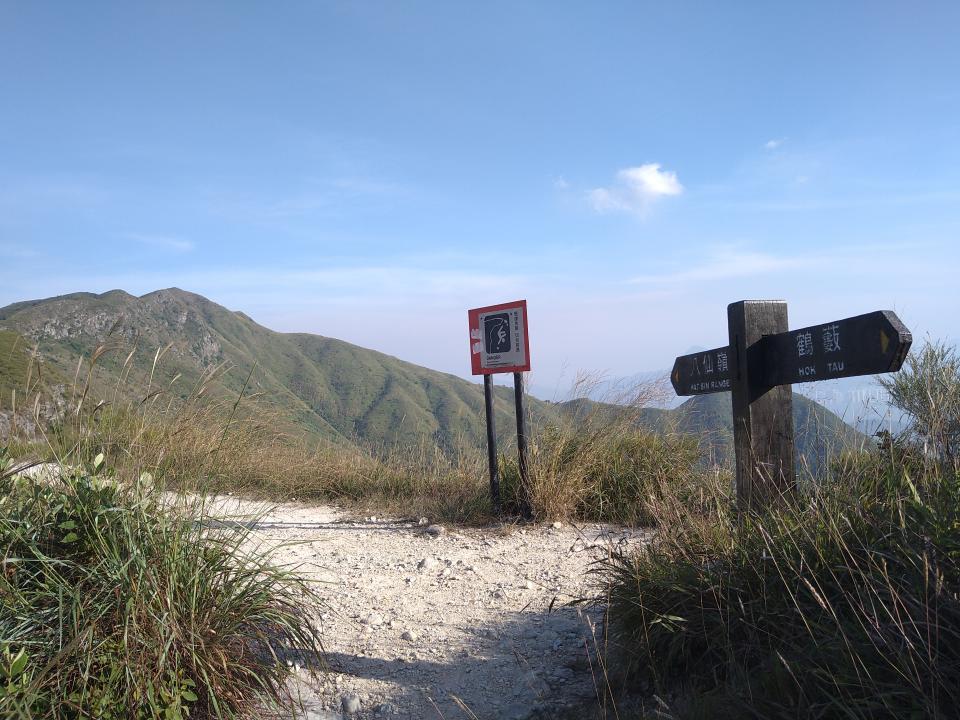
341, 694, 361, 715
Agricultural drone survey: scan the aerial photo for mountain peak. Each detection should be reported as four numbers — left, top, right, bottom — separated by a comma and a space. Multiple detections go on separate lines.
139, 287, 210, 304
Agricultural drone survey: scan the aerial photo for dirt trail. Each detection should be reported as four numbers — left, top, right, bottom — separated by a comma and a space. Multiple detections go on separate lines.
214, 498, 649, 720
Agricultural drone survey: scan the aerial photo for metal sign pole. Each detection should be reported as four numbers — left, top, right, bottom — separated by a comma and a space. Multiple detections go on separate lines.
483, 374, 500, 514
513, 371, 532, 519
468, 299, 532, 518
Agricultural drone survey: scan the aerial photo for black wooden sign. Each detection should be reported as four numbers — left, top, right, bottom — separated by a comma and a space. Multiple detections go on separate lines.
672, 310, 911, 397
671, 347, 732, 395
671, 301, 912, 512
762, 311, 911, 387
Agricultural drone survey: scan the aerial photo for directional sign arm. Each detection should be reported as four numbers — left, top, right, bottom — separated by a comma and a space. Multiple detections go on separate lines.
763, 310, 912, 387
671, 346, 733, 396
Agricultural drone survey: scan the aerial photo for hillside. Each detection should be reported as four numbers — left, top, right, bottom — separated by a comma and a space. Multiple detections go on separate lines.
0, 289, 864, 470
0, 289, 558, 453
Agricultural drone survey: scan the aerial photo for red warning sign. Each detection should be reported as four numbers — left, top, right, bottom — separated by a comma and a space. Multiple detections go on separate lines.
468, 300, 531, 375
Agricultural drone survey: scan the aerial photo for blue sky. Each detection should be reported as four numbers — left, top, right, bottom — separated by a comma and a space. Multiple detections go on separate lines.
2, 1, 958, 403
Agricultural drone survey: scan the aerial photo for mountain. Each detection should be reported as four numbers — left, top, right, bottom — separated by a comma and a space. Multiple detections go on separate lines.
0, 289, 866, 471
0, 288, 552, 453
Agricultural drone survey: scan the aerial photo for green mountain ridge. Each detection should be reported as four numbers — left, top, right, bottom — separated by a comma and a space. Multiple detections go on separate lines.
0, 289, 865, 470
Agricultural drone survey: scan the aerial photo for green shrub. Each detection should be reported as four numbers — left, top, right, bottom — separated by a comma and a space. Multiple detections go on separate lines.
0, 449, 323, 719
879, 340, 960, 471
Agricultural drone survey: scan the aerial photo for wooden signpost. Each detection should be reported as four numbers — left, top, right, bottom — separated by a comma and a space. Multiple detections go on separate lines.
672, 301, 912, 511
468, 300, 532, 515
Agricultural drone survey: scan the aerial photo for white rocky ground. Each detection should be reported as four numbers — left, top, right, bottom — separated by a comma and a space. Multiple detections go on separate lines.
209, 497, 650, 720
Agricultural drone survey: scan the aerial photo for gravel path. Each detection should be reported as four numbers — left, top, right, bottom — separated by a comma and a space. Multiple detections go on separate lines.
212, 497, 650, 720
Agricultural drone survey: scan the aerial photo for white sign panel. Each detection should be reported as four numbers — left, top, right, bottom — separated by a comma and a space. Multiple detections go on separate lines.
477, 305, 527, 371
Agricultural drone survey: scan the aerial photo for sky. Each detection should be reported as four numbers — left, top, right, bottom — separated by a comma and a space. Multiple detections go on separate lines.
2, 1, 959, 407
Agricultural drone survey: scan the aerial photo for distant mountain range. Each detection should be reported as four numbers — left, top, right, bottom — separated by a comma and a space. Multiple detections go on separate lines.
0, 289, 866, 471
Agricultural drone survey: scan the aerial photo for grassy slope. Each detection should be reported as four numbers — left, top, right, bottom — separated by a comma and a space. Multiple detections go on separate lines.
0, 329, 69, 409
0, 289, 561, 453
0, 330, 34, 403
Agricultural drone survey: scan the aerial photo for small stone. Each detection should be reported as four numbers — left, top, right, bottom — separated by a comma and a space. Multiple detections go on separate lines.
524, 580, 535, 590
418, 517, 429, 526
417, 557, 438, 571
401, 629, 418, 642
376, 703, 396, 715
362, 612, 384, 626
552, 521, 562, 529
341, 694, 361, 715
425, 524, 446, 537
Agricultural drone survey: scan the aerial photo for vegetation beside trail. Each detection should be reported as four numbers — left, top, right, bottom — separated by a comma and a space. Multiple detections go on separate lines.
0, 451, 324, 719
501, 380, 725, 525
3, 335, 725, 525
596, 340, 960, 719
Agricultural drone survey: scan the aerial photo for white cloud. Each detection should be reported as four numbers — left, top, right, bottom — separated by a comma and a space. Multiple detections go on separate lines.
764, 138, 786, 150
588, 164, 683, 215
128, 233, 194, 253
553, 176, 569, 190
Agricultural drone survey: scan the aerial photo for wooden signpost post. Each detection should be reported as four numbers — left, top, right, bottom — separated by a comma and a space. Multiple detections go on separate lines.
672, 301, 912, 511
468, 300, 532, 515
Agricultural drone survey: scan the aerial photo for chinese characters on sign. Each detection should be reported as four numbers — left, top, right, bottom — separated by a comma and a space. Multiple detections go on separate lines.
796, 325, 840, 359
822, 324, 840, 353
671, 347, 733, 395
672, 310, 911, 396
671, 310, 912, 397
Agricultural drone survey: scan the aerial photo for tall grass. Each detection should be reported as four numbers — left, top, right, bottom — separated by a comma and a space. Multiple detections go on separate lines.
0, 451, 324, 718
7, 344, 715, 526
501, 376, 724, 524
6, 342, 495, 522
595, 340, 960, 719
